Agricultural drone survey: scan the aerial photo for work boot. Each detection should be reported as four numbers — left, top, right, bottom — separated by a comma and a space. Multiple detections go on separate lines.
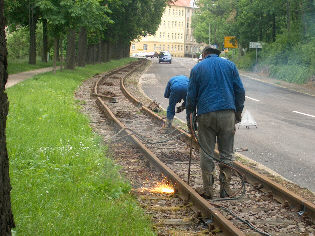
219, 166, 232, 198
164, 119, 173, 128
201, 171, 214, 199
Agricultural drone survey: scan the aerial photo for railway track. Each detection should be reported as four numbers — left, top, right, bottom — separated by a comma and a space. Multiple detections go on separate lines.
77, 59, 315, 235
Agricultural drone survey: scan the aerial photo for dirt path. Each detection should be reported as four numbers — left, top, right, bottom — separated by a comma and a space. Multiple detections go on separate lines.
6, 67, 56, 89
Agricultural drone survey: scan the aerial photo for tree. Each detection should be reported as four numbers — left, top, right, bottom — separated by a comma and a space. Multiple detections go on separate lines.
6, 0, 40, 64
0, 0, 15, 234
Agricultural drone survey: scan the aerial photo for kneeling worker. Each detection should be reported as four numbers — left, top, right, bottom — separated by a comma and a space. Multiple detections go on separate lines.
164, 75, 189, 127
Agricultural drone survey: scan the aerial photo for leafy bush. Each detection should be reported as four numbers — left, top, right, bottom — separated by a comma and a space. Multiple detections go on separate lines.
6, 26, 29, 59
269, 64, 311, 84
226, 49, 256, 70
6, 24, 44, 60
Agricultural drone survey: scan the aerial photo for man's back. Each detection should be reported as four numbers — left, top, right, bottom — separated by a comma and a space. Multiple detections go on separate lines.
187, 54, 245, 115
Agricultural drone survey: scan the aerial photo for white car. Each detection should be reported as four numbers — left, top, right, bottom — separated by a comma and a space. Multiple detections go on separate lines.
158, 51, 172, 64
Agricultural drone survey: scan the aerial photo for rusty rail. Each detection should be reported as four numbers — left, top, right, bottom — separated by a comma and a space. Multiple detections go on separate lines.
95, 61, 245, 236
119, 61, 315, 224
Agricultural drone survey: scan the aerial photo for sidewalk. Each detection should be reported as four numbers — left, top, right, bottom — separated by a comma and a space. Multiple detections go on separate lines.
6, 67, 56, 89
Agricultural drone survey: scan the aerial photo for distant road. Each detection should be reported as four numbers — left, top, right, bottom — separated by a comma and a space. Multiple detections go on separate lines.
140, 57, 315, 192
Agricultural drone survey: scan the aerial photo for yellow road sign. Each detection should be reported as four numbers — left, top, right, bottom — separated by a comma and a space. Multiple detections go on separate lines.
224, 36, 238, 48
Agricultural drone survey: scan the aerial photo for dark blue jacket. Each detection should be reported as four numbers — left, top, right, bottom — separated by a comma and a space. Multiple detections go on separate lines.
164, 75, 189, 120
186, 54, 245, 116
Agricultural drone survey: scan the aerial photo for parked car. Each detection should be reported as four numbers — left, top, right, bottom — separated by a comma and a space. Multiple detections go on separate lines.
145, 52, 159, 58
133, 52, 147, 57
158, 51, 172, 64
145, 52, 155, 58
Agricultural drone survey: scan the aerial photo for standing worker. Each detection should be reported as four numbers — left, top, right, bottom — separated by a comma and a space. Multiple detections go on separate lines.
186, 46, 245, 199
164, 75, 189, 128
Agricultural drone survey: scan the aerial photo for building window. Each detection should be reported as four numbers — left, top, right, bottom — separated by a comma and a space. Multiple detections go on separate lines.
143, 44, 147, 50
163, 45, 165, 50
154, 44, 156, 50
167, 45, 170, 50
131, 44, 135, 50
168, 33, 170, 39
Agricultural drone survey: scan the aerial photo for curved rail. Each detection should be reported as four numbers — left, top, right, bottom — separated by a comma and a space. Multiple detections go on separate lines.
95, 61, 245, 236
119, 61, 315, 224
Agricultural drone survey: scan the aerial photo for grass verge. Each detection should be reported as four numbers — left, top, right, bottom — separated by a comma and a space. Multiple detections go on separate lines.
8, 59, 60, 75
7, 58, 155, 235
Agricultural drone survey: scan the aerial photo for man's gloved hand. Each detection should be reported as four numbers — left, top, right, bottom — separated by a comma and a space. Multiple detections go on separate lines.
235, 111, 242, 124
176, 104, 185, 113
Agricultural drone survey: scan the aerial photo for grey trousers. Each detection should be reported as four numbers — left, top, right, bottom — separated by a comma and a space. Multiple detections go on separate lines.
197, 110, 236, 173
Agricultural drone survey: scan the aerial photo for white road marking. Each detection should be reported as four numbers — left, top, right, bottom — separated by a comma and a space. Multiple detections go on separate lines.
292, 111, 315, 118
245, 96, 260, 102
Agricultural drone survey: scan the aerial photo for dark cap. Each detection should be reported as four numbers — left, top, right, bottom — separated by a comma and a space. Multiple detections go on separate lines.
202, 46, 221, 56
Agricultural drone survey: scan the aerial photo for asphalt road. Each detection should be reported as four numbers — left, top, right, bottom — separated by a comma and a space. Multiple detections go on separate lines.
140, 57, 315, 192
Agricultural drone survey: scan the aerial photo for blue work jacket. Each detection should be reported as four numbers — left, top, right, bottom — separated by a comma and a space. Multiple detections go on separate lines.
164, 75, 189, 120
186, 54, 245, 116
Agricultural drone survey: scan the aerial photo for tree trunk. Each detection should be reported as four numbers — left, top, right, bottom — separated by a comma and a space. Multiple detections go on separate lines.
287, 0, 291, 32
77, 27, 87, 67
93, 44, 97, 64
100, 40, 106, 62
60, 37, 63, 71
272, 13, 276, 42
105, 40, 110, 62
0, 0, 15, 233
28, 3, 37, 65
53, 38, 58, 73
86, 45, 91, 64
56, 39, 60, 61
66, 29, 76, 70
98, 41, 102, 63
41, 18, 48, 62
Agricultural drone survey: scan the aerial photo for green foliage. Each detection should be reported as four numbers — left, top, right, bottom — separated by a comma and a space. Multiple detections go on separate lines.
6, 26, 29, 59
192, 0, 315, 83
269, 64, 311, 84
7, 58, 154, 235
227, 50, 256, 70
7, 23, 44, 61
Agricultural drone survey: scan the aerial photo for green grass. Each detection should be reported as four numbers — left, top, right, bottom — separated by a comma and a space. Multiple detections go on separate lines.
8, 59, 60, 75
7, 58, 155, 235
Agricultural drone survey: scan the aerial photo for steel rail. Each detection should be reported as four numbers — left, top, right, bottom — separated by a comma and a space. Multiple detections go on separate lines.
119, 60, 315, 224
94, 62, 245, 236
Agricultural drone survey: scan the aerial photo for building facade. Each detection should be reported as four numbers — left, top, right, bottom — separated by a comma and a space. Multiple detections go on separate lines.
130, 0, 202, 57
